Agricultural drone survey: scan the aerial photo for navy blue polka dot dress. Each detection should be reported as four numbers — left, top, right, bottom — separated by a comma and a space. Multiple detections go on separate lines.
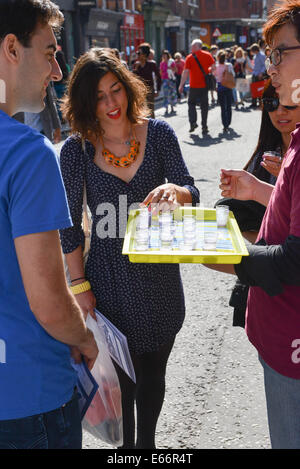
60, 119, 200, 355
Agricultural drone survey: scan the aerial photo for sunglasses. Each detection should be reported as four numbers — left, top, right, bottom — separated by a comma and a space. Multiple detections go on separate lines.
262, 96, 298, 112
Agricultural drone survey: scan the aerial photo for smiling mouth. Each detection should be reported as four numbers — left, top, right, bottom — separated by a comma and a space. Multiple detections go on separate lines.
107, 108, 121, 119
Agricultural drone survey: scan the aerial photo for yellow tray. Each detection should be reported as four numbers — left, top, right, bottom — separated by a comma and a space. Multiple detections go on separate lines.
122, 207, 249, 264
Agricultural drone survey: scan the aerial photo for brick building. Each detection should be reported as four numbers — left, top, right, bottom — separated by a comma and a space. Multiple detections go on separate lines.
198, 0, 278, 48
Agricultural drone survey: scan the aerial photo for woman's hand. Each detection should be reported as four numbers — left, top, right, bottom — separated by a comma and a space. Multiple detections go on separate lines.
140, 183, 180, 215
74, 289, 97, 320
219, 169, 257, 200
260, 154, 282, 178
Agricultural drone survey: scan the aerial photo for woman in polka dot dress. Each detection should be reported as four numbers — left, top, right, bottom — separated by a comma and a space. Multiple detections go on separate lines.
60, 48, 200, 449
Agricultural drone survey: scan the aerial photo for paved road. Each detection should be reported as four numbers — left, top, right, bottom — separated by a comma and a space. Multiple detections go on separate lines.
56, 99, 271, 450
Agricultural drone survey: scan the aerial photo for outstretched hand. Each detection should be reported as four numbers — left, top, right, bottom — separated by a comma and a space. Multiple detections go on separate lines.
219, 169, 257, 201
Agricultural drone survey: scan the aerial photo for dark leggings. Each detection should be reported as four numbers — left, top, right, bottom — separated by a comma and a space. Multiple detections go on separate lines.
114, 337, 175, 449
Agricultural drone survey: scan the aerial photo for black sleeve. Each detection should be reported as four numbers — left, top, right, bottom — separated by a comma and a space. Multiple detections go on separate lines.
234, 235, 300, 296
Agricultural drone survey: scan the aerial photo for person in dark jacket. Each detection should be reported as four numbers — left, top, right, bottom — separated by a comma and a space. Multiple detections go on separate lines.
133, 43, 161, 118
24, 82, 61, 143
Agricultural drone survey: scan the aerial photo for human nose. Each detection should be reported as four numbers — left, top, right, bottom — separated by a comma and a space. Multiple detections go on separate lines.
51, 57, 63, 82
276, 104, 288, 115
105, 92, 118, 107
266, 62, 277, 78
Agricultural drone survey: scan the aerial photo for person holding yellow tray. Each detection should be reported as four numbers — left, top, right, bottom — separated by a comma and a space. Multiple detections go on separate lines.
59, 48, 199, 449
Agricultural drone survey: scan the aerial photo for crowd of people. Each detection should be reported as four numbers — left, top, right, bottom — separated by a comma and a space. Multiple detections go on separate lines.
13, 35, 269, 142
1, 0, 300, 452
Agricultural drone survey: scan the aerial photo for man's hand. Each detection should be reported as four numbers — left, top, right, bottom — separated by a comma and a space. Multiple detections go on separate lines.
219, 169, 257, 200
71, 328, 98, 371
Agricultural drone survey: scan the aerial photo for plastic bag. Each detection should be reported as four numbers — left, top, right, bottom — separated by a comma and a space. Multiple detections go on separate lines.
83, 314, 123, 446
236, 77, 250, 94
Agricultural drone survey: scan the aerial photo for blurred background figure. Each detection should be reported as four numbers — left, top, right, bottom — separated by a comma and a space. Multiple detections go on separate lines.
174, 52, 185, 102
133, 43, 161, 118
24, 82, 62, 144
53, 48, 69, 123
160, 50, 177, 115
233, 47, 247, 109
249, 43, 266, 109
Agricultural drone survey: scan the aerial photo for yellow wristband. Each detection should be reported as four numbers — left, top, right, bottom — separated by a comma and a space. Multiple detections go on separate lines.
70, 280, 91, 295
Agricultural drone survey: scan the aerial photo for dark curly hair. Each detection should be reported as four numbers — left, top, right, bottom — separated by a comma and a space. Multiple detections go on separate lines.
61, 47, 150, 140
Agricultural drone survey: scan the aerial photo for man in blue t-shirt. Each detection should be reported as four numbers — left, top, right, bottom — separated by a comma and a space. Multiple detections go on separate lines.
0, 0, 98, 449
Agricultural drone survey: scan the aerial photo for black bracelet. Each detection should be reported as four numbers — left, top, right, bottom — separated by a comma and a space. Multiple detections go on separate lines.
70, 276, 86, 283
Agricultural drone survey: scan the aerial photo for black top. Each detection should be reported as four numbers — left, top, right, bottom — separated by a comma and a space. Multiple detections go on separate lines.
59, 119, 200, 354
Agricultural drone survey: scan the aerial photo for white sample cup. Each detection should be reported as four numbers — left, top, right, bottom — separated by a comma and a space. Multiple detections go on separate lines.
203, 231, 218, 250
216, 205, 229, 227
159, 222, 174, 250
137, 208, 149, 229
262, 150, 281, 160
183, 228, 196, 250
135, 228, 149, 251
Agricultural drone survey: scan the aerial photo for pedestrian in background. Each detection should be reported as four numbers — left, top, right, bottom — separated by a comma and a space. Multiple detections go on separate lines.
249, 43, 266, 108
133, 43, 161, 118
53, 47, 69, 122
233, 47, 247, 109
24, 82, 62, 143
160, 49, 177, 115
179, 39, 215, 135
213, 49, 235, 133
209, 45, 219, 105
0, 0, 98, 450
174, 52, 185, 102
60, 47, 199, 449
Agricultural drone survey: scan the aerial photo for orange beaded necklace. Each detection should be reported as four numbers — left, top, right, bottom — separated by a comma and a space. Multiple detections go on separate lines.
100, 128, 140, 168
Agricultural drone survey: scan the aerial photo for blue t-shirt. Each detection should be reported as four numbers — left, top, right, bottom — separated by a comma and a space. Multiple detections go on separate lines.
0, 110, 76, 420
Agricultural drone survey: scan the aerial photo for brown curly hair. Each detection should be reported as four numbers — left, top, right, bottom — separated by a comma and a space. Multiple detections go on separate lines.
61, 47, 150, 140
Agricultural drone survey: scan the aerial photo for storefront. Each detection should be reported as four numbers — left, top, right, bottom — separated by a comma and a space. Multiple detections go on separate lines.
86, 8, 124, 50
142, 1, 170, 62
164, 14, 185, 55
120, 14, 145, 62
56, 0, 80, 66
185, 20, 203, 51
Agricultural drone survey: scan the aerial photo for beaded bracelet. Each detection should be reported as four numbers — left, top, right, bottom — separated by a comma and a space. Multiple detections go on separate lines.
70, 280, 91, 295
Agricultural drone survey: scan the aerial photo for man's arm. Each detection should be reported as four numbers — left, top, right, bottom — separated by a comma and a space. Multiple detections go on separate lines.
14, 230, 98, 367
179, 69, 189, 94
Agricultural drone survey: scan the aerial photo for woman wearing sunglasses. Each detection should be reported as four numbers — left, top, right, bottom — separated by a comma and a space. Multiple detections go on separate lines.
215, 80, 300, 329
216, 81, 300, 242
210, 3, 300, 449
